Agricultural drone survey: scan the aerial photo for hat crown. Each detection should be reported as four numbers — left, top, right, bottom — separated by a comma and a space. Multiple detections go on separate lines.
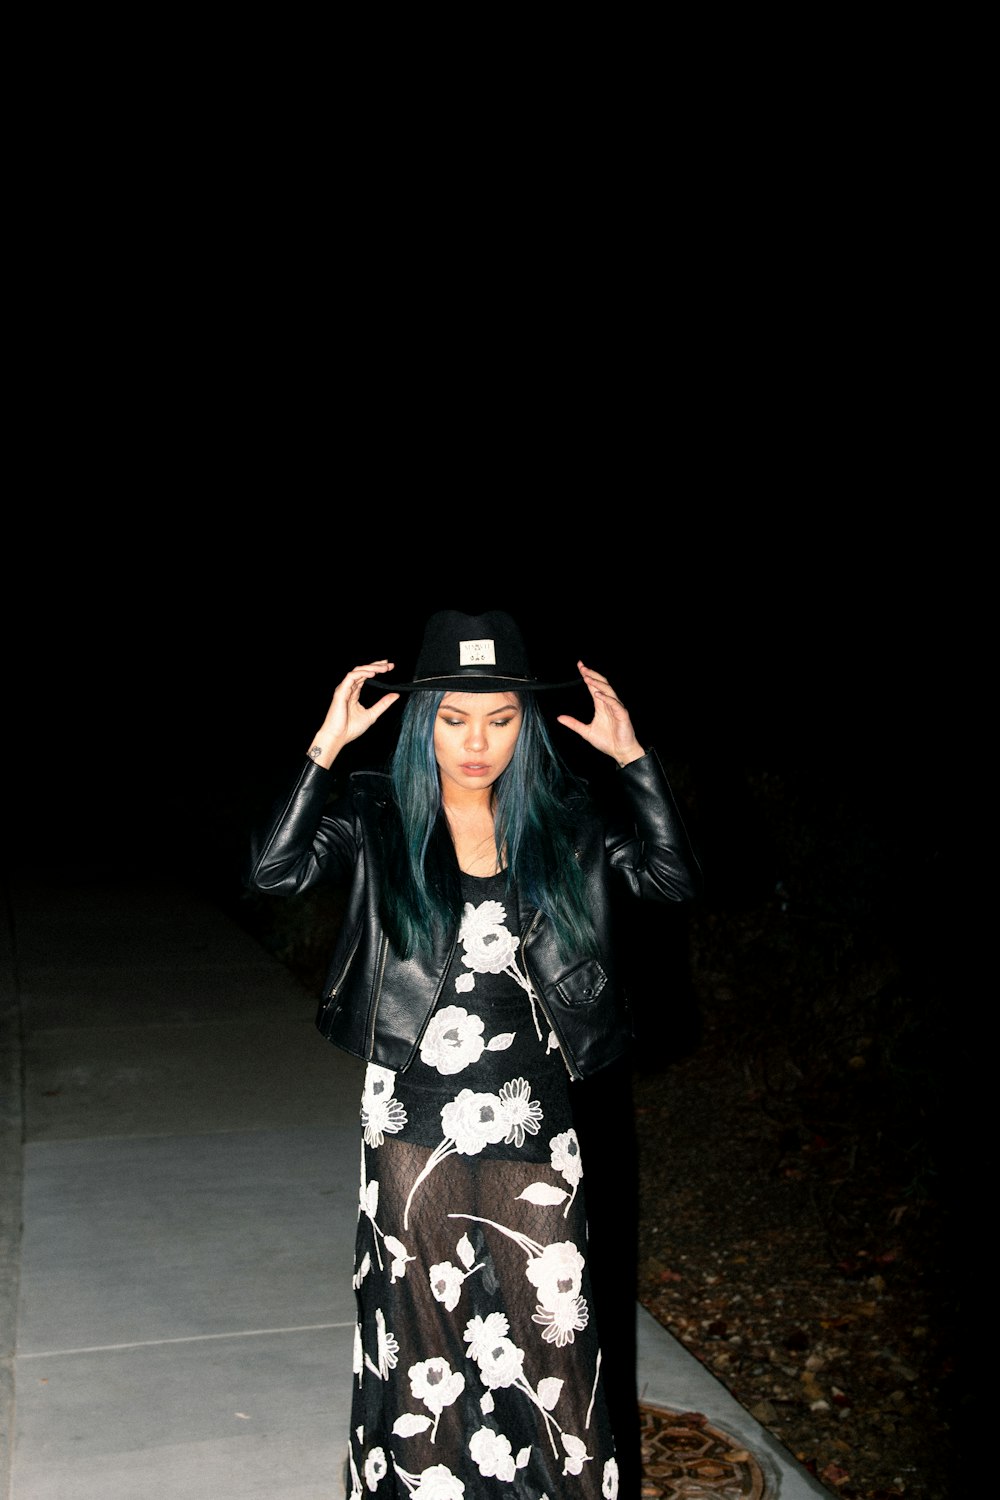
412, 610, 535, 685
378, 609, 576, 693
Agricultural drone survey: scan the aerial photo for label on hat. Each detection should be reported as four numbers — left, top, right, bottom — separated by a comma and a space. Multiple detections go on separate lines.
460, 638, 496, 666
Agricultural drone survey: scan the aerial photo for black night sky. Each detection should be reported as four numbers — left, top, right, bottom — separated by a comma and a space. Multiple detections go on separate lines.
5, 532, 950, 893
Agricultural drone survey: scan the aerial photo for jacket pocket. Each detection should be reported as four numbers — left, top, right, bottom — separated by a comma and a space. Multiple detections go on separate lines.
552, 959, 608, 1007
316, 922, 363, 1030
316, 994, 343, 1034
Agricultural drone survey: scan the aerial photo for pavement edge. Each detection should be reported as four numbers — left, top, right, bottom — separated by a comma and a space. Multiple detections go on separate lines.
0, 882, 24, 1500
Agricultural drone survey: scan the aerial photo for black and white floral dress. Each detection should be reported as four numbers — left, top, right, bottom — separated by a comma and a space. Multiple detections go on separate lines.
346, 872, 619, 1499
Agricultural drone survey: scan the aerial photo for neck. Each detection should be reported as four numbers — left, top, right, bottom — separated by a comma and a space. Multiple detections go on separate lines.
440, 791, 503, 874
441, 785, 495, 816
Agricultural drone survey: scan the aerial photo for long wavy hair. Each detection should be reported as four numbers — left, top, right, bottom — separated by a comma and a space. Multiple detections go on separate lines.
381, 690, 597, 961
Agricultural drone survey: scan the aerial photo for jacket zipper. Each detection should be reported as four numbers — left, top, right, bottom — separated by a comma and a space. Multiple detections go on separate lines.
325, 927, 363, 1005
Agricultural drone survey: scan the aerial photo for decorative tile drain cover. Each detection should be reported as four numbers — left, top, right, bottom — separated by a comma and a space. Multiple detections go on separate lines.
640, 1404, 769, 1499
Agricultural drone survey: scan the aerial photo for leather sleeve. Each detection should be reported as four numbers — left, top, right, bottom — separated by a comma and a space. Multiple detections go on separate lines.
245, 758, 359, 895
606, 748, 703, 903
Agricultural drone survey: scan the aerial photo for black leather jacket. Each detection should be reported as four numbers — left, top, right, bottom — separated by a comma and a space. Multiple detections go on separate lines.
246, 750, 701, 1080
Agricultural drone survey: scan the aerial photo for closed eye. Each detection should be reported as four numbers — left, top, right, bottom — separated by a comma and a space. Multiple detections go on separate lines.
441, 718, 517, 728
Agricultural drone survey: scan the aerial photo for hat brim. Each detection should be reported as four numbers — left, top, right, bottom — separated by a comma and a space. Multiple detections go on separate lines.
372, 673, 582, 694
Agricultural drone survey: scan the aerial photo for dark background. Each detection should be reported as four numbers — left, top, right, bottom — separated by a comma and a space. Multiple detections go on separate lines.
4, 526, 966, 1494
0, 80, 970, 1491
5, 531, 960, 1123
5, 531, 960, 1105
6, 528, 948, 888
7, 519, 962, 1123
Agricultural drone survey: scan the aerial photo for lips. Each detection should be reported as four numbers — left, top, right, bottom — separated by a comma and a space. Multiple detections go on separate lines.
460, 763, 489, 774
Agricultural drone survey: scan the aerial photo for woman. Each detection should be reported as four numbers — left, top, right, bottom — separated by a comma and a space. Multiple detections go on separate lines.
247, 610, 701, 1498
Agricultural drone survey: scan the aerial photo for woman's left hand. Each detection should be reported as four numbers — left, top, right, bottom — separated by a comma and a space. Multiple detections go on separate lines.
556, 661, 646, 766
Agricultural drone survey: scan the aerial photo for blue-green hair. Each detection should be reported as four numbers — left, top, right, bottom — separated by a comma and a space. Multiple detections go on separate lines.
382, 690, 597, 961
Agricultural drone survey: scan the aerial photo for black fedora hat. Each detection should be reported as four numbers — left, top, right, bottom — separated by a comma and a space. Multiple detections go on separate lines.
381, 610, 580, 694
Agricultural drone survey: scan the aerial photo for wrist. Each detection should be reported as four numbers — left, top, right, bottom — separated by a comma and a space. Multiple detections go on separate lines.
307, 732, 346, 769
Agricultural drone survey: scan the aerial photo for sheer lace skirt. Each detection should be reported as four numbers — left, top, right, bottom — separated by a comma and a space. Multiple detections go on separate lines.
347, 1111, 618, 1497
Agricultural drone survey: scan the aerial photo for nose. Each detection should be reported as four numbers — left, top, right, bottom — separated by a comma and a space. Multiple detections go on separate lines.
465, 720, 487, 752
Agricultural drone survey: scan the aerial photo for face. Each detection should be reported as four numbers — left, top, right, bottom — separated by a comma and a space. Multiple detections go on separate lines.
433, 691, 523, 797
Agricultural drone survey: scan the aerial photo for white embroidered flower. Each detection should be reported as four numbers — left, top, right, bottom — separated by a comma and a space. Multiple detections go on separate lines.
348, 1447, 363, 1499
440, 1089, 508, 1154
473, 1335, 525, 1390
353, 1323, 363, 1377
531, 1294, 589, 1346
498, 1077, 543, 1147
603, 1456, 620, 1498
462, 929, 520, 974
550, 1128, 584, 1186
459, 899, 520, 974
360, 1176, 379, 1220
376, 1308, 399, 1378
364, 1446, 387, 1491
469, 1426, 516, 1481
562, 1433, 592, 1476
362, 1063, 397, 1108
410, 1464, 466, 1498
525, 1241, 585, 1303
429, 1261, 465, 1311
362, 1097, 408, 1147
537, 1377, 563, 1410
463, 1311, 509, 1362
458, 898, 507, 943
408, 1357, 465, 1415
420, 1006, 487, 1074
362, 1067, 408, 1147
353, 1250, 371, 1290
385, 1235, 416, 1283
454, 972, 475, 994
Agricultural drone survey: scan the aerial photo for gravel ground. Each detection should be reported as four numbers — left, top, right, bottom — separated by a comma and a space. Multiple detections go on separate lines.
623, 898, 964, 1500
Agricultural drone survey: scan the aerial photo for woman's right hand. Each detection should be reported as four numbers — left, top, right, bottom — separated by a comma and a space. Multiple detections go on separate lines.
306, 662, 399, 767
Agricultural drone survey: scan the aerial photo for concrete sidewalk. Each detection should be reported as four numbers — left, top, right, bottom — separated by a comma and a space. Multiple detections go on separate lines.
0, 871, 829, 1499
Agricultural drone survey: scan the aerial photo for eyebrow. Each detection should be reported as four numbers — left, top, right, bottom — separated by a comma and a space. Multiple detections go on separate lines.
438, 700, 520, 716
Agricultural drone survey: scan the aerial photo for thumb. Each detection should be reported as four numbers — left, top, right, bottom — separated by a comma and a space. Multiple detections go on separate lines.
556, 715, 589, 737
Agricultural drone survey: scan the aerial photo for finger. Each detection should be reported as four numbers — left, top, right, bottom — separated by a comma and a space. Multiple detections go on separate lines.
352, 660, 394, 678
556, 715, 591, 736
577, 660, 610, 686
367, 693, 400, 722
346, 663, 394, 694
578, 665, 622, 703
